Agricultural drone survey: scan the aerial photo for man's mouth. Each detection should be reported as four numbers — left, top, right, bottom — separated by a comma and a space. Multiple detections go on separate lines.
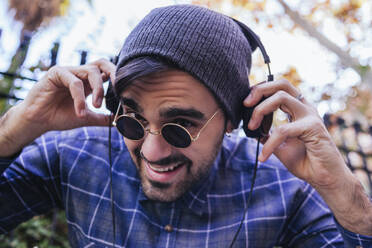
136, 151, 191, 184
144, 160, 186, 183
147, 162, 184, 173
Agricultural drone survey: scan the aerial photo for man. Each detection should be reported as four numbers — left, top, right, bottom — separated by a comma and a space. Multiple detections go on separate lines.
1, 4, 371, 247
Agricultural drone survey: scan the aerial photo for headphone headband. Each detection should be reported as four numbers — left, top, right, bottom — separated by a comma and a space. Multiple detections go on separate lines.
231, 18, 273, 82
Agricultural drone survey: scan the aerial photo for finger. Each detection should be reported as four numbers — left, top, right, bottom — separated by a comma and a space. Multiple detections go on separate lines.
101, 72, 109, 82
49, 67, 87, 117
92, 58, 116, 83
70, 65, 104, 109
87, 68, 104, 108
248, 90, 306, 130
68, 78, 87, 117
83, 110, 113, 127
258, 120, 306, 163
244, 79, 300, 107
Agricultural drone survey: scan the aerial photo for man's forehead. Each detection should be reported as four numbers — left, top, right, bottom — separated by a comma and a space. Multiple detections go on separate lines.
120, 70, 218, 106
120, 95, 206, 119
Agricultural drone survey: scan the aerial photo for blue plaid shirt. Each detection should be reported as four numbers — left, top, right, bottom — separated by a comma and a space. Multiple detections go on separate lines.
1, 126, 372, 247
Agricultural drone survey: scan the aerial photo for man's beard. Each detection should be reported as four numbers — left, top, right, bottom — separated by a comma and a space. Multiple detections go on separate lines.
133, 138, 223, 202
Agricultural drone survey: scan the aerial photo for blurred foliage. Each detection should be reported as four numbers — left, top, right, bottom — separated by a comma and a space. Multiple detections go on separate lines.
281, 66, 302, 88
9, 0, 70, 31
193, 0, 372, 125
0, 0, 73, 113
0, 210, 69, 248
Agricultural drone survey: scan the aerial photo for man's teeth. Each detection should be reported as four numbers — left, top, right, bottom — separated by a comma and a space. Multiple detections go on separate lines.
148, 163, 182, 172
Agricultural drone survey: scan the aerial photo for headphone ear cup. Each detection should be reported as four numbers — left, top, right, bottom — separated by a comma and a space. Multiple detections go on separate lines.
105, 80, 121, 114
105, 55, 121, 115
242, 99, 273, 138
242, 107, 260, 138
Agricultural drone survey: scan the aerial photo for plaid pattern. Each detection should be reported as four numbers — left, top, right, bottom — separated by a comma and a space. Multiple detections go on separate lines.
1, 126, 371, 247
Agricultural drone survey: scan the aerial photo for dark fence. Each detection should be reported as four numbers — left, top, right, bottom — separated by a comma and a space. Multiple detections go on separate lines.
324, 114, 372, 195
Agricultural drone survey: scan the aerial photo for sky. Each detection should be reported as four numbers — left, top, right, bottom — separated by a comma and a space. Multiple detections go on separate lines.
0, 0, 366, 116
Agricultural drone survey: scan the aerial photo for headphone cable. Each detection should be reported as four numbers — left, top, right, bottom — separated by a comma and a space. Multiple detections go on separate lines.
109, 115, 117, 248
228, 136, 261, 248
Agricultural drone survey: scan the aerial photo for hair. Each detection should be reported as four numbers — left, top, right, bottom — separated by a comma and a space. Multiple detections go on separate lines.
105, 56, 175, 114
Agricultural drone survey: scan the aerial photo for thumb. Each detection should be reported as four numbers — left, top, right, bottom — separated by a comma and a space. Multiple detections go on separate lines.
84, 110, 113, 127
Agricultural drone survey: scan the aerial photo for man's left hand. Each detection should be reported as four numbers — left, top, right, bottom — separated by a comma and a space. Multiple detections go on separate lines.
244, 78, 372, 236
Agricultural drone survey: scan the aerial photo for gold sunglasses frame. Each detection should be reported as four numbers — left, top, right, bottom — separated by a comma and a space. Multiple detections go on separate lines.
112, 103, 219, 147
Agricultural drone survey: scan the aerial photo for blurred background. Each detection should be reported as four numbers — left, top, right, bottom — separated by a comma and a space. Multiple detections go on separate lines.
1, 0, 371, 247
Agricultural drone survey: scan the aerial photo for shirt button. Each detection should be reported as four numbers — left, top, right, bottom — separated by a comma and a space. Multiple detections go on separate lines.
164, 224, 173, 232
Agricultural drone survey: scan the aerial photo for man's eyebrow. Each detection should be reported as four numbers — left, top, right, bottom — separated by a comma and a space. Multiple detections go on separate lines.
160, 107, 205, 120
121, 97, 143, 113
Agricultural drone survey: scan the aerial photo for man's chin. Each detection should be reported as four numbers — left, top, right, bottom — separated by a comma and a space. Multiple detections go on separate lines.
148, 179, 171, 189
141, 179, 184, 202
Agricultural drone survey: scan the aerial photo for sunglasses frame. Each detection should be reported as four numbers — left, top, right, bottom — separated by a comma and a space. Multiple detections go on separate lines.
112, 103, 219, 147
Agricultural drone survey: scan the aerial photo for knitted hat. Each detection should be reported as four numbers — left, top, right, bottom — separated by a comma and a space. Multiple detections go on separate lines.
115, 4, 256, 128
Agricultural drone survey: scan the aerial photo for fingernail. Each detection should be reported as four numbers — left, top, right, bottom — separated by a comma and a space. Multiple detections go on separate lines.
258, 153, 265, 162
80, 108, 86, 116
96, 96, 102, 107
245, 94, 253, 105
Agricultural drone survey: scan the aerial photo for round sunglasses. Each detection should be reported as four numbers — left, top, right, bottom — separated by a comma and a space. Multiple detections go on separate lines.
112, 104, 219, 148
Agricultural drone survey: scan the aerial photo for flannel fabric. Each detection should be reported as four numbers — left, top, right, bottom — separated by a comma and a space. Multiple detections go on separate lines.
1, 126, 372, 247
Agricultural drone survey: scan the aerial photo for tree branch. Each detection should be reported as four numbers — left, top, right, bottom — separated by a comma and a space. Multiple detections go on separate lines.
277, 0, 372, 89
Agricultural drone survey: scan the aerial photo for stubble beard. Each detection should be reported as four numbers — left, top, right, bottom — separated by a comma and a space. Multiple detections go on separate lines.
133, 138, 223, 202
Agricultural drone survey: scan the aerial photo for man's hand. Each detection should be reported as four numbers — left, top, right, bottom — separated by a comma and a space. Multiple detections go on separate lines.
244, 78, 372, 236
0, 59, 115, 157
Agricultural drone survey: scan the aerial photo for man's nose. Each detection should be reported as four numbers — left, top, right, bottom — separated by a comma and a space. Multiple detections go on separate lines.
140, 128, 172, 163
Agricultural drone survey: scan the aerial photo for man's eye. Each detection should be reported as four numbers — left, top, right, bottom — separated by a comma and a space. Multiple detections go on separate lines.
173, 119, 196, 129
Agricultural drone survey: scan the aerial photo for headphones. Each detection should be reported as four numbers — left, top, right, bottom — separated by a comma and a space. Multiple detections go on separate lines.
105, 18, 274, 248
231, 18, 274, 139
105, 18, 274, 139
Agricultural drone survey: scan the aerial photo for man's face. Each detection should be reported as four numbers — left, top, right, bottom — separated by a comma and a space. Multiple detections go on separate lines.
120, 70, 226, 202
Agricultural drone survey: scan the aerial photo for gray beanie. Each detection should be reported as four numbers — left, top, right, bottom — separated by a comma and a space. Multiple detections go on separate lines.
115, 4, 255, 128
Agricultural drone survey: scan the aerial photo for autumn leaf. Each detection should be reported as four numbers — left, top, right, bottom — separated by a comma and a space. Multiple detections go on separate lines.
281, 66, 302, 88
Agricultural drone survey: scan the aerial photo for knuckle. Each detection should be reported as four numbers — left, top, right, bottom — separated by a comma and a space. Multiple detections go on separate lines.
47, 65, 61, 76
275, 125, 289, 136
92, 58, 109, 67
253, 104, 264, 117
97, 58, 108, 64
278, 78, 290, 86
48, 65, 57, 73
85, 65, 99, 74
307, 117, 324, 129
276, 90, 288, 99
47, 66, 65, 81
282, 79, 291, 87
69, 79, 83, 90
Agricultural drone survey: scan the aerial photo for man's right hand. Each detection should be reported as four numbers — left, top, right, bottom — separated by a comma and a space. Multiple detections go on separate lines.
0, 59, 116, 157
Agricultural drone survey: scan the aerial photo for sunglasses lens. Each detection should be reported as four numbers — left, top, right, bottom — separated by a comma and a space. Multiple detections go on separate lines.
116, 116, 144, 140
162, 124, 191, 148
